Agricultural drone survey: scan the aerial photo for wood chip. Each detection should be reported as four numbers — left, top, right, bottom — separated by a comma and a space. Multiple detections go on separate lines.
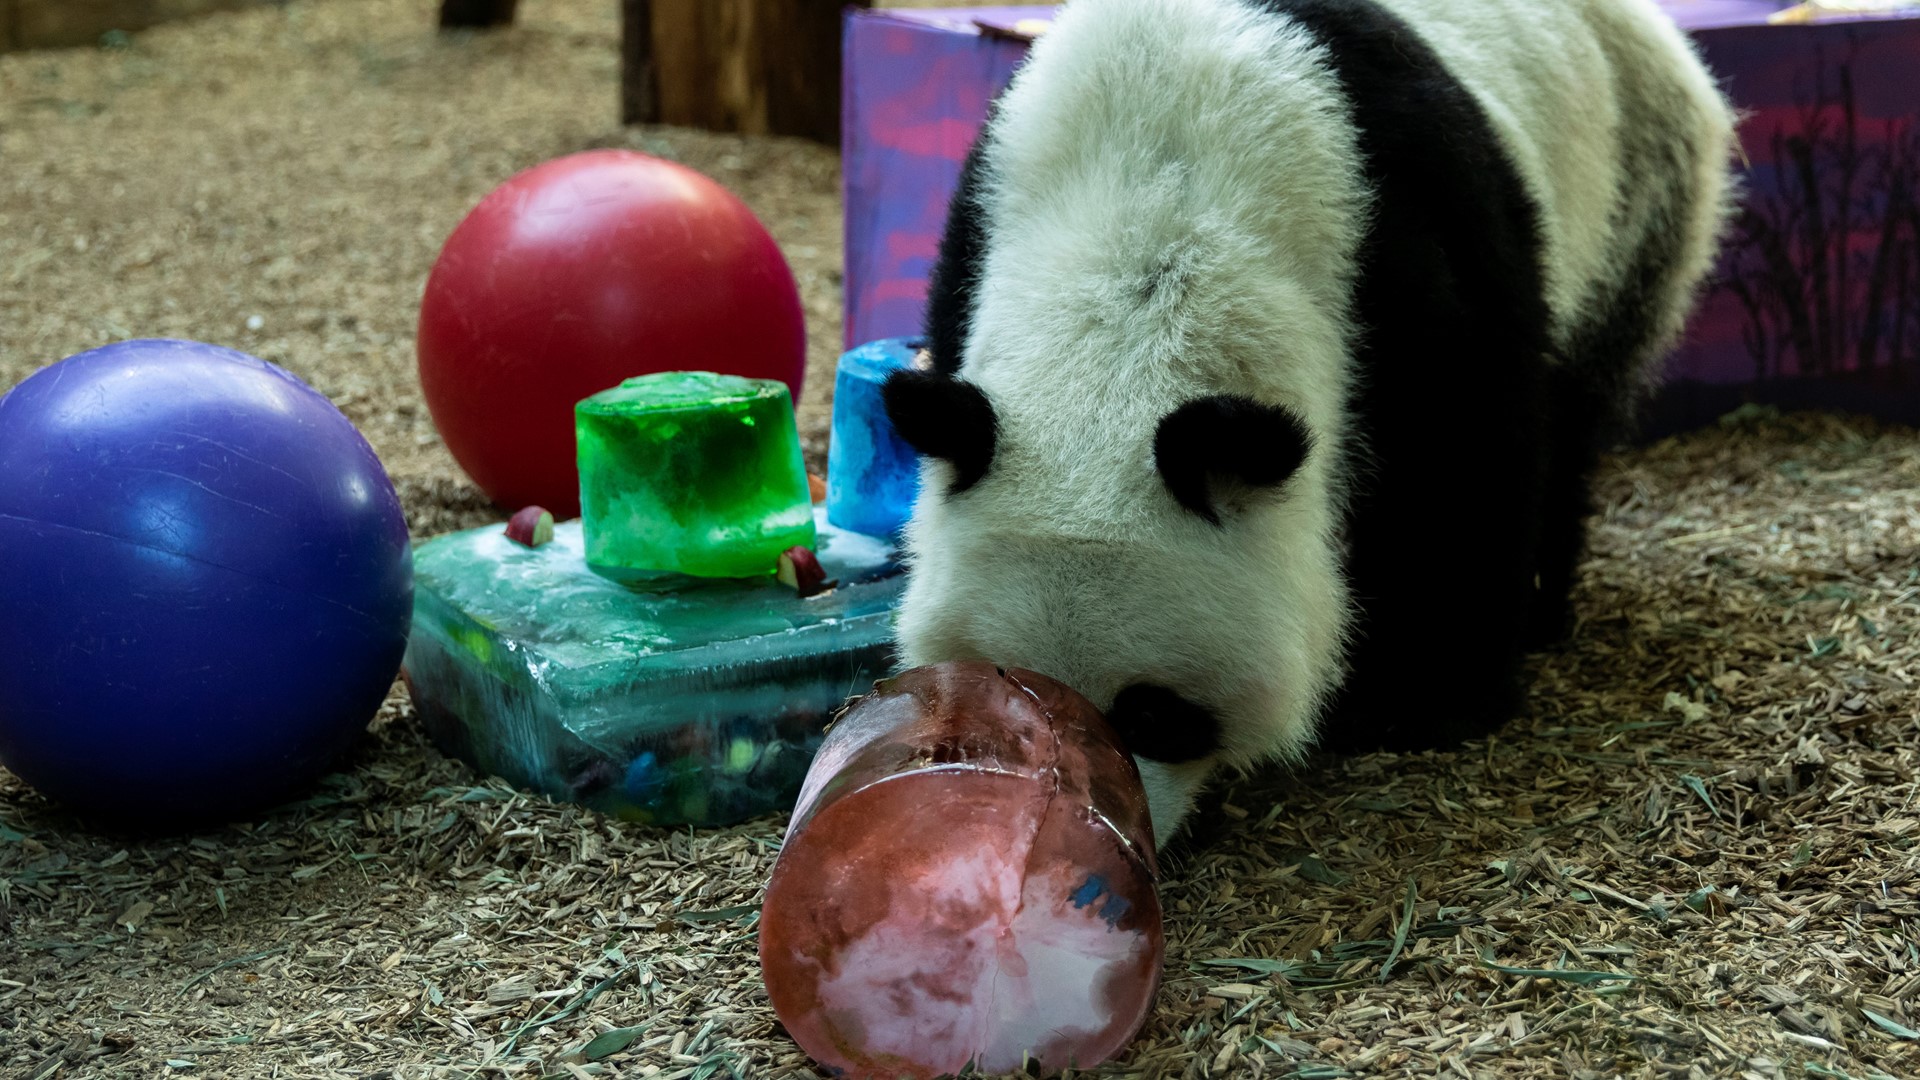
486, 979, 535, 1005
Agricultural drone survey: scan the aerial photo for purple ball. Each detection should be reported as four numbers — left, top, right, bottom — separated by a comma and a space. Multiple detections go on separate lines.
0, 339, 413, 826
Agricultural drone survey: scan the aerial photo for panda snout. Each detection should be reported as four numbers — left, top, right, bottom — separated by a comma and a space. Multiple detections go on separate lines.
1104, 683, 1222, 764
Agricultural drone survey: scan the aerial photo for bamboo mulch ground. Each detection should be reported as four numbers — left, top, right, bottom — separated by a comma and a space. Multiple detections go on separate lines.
2, 2, 1917, 1078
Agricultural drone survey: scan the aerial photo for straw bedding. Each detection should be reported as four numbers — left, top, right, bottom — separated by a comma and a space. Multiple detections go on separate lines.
1, 3, 1915, 1077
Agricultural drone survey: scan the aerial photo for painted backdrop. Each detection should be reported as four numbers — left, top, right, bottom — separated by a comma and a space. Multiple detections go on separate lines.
842, 2, 1920, 433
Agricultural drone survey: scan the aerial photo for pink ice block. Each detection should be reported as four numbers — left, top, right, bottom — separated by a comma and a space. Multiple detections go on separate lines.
759, 662, 1163, 1079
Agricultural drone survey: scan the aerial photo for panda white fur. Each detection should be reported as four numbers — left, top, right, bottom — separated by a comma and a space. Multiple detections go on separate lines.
881, 0, 1737, 844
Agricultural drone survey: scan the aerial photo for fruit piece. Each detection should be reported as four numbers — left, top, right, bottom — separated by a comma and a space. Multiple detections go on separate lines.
808, 473, 827, 504
505, 506, 555, 547
776, 546, 834, 597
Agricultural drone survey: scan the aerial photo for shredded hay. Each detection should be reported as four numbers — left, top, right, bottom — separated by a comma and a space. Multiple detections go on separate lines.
2, 3, 1916, 1079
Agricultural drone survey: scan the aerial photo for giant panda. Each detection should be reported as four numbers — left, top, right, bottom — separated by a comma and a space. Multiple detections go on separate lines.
880, 0, 1737, 844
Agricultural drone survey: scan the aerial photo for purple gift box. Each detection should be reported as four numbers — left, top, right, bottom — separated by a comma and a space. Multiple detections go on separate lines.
842, 2, 1920, 433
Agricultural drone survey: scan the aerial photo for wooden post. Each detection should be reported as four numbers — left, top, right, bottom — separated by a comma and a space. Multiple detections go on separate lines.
623, 0, 871, 144
764, 0, 864, 142
439, 0, 518, 30
621, 0, 656, 129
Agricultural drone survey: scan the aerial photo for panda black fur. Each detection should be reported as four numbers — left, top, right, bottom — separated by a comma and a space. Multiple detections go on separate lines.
883, 0, 1736, 843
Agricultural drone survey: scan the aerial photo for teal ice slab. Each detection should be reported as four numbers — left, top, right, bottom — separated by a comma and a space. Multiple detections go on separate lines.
402, 507, 903, 826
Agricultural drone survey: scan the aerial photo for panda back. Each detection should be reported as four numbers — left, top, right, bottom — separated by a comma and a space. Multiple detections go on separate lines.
1349, 0, 1737, 380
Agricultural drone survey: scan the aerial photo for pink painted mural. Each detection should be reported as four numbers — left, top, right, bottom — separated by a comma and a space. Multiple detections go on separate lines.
842, 3, 1920, 433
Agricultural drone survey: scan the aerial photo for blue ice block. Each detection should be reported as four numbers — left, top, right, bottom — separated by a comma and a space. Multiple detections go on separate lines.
401, 507, 904, 826
826, 338, 926, 540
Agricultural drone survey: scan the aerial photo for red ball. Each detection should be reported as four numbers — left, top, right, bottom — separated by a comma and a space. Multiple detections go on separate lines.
417, 149, 806, 517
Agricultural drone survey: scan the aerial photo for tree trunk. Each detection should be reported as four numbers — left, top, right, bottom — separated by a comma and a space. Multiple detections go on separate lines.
439, 0, 517, 30
624, 0, 871, 144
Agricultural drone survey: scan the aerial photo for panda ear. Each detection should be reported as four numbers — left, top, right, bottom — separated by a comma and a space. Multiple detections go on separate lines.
1153, 395, 1312, 526
882, 369, 998, 494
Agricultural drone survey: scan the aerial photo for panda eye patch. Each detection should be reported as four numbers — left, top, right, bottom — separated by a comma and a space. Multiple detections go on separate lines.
881, 368, 999, 494
1153, 394, 1312, 525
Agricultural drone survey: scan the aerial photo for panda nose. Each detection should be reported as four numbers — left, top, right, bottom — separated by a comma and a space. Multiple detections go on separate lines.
1104, 683, 1221, 764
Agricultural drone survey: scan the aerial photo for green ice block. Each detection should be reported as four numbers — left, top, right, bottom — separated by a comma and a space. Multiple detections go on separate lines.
577, 371, 815, 579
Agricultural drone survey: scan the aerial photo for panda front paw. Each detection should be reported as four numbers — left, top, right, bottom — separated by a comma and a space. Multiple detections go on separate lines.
1106, 684, 1221, 764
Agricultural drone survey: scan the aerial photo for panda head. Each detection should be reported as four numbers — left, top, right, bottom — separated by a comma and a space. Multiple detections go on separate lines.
881, 362, 1349, 840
